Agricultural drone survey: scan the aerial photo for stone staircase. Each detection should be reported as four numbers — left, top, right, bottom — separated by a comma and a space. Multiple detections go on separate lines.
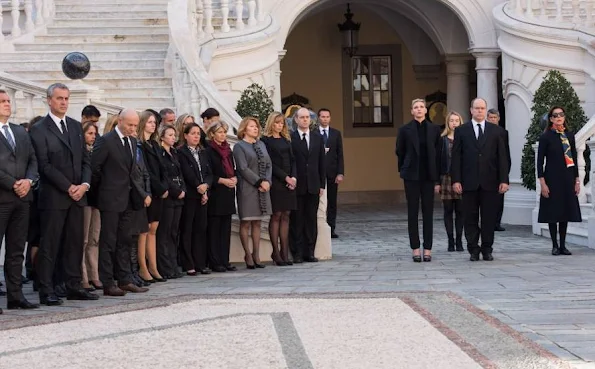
0, 0, 174, 113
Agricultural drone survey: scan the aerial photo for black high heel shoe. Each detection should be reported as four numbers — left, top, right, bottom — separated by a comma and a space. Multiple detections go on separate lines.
244, 255, 255, 270
254, 262, 265, 269
149, 273, 167, 282
271, 253, 287, 266
412, 250, 422, 263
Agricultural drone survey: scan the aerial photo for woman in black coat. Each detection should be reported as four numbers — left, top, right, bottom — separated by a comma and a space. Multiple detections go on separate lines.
205, 121, 237, 273
537, 106, 582, 255
138, 110, 168, 283
178, 123, 213, 275
157, 124, 186, 279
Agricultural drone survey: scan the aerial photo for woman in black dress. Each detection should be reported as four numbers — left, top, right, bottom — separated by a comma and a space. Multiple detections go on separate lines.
261, 112, 297, 266
205, 121, 237, 273
537, 106, 582, 255
178, 123, 213, 275
138, 110, 168, 283
157, 125, 186, 279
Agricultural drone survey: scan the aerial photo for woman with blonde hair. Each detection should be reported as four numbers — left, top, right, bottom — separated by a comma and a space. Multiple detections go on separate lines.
103, 114, 119, 135
439, 111, 464, 252
233, 117, 272, 269
261, 112, 297, 265
175, 113, 196, 146
137, 110, 168, 282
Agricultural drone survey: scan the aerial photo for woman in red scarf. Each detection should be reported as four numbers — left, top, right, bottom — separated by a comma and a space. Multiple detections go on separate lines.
537, 106, 582, 256
205, 121, 238, 272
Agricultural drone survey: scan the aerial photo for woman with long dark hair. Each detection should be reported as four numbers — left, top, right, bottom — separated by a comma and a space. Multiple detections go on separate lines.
205, 121, 237, 272
261, 112, 297, 265
537, 106, 582, 255
178, 123, 213, 275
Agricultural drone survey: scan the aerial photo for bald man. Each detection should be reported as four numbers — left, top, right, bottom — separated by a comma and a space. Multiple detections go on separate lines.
91, 109, 149, 296
289, 108, 326, 263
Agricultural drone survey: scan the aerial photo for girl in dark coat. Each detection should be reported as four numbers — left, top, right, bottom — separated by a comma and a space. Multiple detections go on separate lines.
537, 106, 582, 255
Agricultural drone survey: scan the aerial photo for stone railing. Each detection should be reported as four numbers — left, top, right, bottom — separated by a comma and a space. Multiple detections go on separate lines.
0, 71, 49, 121
0, 0, 55, 50
506, 0, 595, 29
190, 0, 266, 39
168, 0, 242, 135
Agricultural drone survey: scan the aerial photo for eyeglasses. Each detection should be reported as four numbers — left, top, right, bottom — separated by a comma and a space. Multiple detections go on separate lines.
552, 112, 565, 118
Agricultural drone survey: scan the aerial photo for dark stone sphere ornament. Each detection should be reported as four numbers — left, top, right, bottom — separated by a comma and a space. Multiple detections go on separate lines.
539, 112, 549, 131
62, 52, 91, 80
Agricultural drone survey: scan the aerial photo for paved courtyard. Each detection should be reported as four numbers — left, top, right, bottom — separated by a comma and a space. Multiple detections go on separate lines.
1, 204, 595, 368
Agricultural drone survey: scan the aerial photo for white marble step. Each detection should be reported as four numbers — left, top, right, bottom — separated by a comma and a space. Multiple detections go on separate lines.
55, 11, 167, 19
102, 97, 174, 109
54, 0, 168, 4
14, 41, 170, 52
31, 34, 169, 43
102, 87, 174, 98
539, 224, 588, 247
55, 3, 168, 11
33, 77, 173, 89
51, 18, 168, 27
0, 59, 165, 70
0, 50, 167, 61
47, 26, 169, 36
11, 68, 166, 79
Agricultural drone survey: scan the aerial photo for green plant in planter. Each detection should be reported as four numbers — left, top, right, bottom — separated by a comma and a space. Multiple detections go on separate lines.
235, 83, 274, 129
520, 70, 589, 190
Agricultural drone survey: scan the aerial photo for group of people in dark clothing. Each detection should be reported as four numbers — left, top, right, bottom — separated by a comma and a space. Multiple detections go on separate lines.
396, 97, 581, 263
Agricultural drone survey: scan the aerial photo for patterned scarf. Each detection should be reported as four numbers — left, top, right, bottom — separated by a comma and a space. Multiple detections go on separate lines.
552, 126, 575, 168
209, 140, 235, 177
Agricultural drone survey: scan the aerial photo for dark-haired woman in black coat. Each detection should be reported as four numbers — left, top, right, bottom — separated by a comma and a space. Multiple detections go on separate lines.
537, 106, 582, 256
178, 123, 213, 275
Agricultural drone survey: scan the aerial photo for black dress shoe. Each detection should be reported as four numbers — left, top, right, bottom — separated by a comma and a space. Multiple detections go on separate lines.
552, 247, 561, 256
331, 232, 339, 239
7, 299, 40, 310
455, 243, 465, 252
284, 260, 293, 266
482, 253, 494, 261
186, 271, 198, 276
495, 225, 505, 231
212, 265, 227, 272
560, 248, 572, 255
54, 283, 68, 298
469, 254, 480, 261
199, 268, 212, 275
67, 289, 99, 300
304, 256, 318, 263
293, 257, 303, 264
225, 265, 237, 272
40, 294, 63, 306
254, 263, 266, 268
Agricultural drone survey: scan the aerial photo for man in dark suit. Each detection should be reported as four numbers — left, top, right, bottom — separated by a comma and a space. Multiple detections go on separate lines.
0, 89, 40, 312
91, 108, 149, 296
396, 98, 442, 261
452, 98, 509, 261
487, 109, 511, 232
29, 83, 98, 305
290, 107, 326, 263
317, 108, 344, 239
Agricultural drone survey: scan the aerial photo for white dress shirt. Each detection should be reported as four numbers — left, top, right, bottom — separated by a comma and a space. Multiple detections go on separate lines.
471, 119, 486, 139
0, 121, 15, 144
49, 111, 68, 133
298, 128, 310, 149
115, 126, 134, 158
319, 126, 329, 137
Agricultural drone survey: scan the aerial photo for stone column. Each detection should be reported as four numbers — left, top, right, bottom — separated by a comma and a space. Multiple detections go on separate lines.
472, 49, 500, 110
445, 55, 470, 121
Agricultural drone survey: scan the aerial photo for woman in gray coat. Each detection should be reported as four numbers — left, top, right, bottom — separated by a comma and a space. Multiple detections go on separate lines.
233, 117, 272, 269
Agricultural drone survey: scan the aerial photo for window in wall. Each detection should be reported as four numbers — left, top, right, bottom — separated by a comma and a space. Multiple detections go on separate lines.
352, 55, 392, 127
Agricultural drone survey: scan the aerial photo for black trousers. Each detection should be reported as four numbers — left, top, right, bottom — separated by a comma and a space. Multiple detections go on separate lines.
207, 214, 232, 268
0, 200, 28, 302
326, 179, 338, 232
404, 180, 435, 250
290, 193, 319, 259
37, 205, 84, 295
443, 199, 463, 244
98, 208, 134, 287
157, 199, 183, 277
462, 189, 500, 255
181, 198, 208, 271
496, 193, 505, 226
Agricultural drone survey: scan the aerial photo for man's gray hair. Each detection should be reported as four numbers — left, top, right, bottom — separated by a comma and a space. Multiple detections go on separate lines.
487, 108, 500, 117
47, 83, 70, 98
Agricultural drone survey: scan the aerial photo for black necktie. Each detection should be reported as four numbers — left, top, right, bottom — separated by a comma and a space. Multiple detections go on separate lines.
123, 137, 132, 164
477, 123, 484, 141
60, 120, 69, 140
302, 133, 308, 149
322, 129, 328, 146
